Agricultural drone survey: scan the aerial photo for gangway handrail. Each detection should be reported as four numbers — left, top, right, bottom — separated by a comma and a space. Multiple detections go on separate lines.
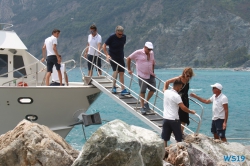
80, 46, 202, 134
124, 56, 204, 133
1, 59, 76, 86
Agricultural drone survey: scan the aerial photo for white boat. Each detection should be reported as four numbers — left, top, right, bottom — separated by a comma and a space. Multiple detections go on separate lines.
0, 23, 101, 138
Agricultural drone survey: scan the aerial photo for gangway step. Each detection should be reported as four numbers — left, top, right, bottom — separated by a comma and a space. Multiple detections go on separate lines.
151, 121, 163, 127
144, 114, 163, 120
119, 95, 133, 99
119, 97, 138, 103
150, 118, 164, 121
100, 83, 114, 88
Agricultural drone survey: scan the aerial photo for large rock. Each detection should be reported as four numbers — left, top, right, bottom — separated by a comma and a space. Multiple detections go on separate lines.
164, 134, 250, 166
72, 119, 165, 166
0, 120, 79, 166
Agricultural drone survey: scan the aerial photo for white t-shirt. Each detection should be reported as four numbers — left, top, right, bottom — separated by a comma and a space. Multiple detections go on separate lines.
87, 33, 102, 56
163, 89, 183, 120
210, 93, 228, 120
52, 64, 65, 83
45, 35, 57, 56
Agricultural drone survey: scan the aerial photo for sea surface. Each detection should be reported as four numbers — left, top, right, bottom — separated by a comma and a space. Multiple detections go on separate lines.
65, 68, 250, 150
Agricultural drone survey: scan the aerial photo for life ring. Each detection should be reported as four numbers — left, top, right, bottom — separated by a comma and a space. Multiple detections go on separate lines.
17, 82, 28, 87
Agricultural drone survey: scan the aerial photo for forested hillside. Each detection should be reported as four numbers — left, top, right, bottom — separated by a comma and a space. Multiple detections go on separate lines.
1, 0, 250, 68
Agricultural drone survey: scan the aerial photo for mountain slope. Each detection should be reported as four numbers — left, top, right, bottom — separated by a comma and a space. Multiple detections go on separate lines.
1, 0, 250, 68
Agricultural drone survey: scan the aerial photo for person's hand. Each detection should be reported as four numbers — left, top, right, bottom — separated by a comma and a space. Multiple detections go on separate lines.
128, 70, 133, 75
84, 54, 87, 58
151, 73, 156, 77
190, 110, 196, 114
41, 57, 45, 62
190, 93, 196, 98
57, 57, 61, 64
106, 55, 111, 62
223, 122, 227, 130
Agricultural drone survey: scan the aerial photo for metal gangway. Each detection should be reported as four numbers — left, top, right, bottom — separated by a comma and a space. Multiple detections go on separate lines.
80, 46, 204, 143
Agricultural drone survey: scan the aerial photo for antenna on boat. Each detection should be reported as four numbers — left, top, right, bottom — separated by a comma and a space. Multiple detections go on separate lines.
0, 23, 13, 30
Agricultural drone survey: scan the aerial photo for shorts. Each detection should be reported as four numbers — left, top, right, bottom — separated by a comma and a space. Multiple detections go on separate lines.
110, 58, 125, 72
161, 119, 182, 142
211, 119, 226, 138
138, 75, 156, 93
87, 55, 102, 71
47, 55, 61, 73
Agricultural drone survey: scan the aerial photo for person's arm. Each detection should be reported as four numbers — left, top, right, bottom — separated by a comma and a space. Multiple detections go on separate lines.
53, 44, 61, 64
179, 102, 196, 114
190, 93, 211, 104
102, 43, 110, 60
127, 57, 132, 75
41, 44, 46, 62
151, 60, 155, 77
84, 43, 89, 58
223, 103, 228, 129
163, 76, 180, 91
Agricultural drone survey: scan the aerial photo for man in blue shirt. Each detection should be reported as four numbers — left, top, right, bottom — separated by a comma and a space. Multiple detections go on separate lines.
103, 25, 130, 95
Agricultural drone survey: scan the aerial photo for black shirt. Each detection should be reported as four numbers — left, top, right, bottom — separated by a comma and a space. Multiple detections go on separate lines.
105, 33, 126, 60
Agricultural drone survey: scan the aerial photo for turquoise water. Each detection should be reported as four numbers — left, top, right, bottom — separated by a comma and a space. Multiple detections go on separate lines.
65, 68, 250, 150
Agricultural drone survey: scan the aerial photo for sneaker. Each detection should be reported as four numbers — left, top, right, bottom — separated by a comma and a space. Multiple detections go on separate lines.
120, 89, 130, 96
140, 108, 146, 115
144, 103, 151, 112
111, 87, 117, 94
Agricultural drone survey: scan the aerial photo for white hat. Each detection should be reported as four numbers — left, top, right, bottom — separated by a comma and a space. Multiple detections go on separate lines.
210, 83, 223, 90
145, 42, 153, 49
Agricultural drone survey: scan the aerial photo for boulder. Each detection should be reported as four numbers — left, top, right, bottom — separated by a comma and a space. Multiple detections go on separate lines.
0, 119, 79, 166
164, 134, 250, 166
72, 119, 165, 166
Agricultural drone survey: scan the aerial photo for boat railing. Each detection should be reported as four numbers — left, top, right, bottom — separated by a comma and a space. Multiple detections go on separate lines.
0, 23, 13, 30
40, 59, 76, 85
1, 59, 76, 86
80, 46, 203, 134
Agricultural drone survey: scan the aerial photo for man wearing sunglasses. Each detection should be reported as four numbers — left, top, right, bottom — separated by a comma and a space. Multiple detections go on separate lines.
84, 24, 102, 76
190, 83, 228, 142
103, 25, 130, 96
127, 42, 156, 115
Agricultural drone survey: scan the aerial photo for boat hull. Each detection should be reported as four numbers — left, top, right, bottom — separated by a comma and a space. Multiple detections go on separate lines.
0, 85, 101, 138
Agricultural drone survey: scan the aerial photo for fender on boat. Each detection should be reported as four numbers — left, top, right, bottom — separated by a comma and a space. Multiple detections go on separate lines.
17, 82, 28, 87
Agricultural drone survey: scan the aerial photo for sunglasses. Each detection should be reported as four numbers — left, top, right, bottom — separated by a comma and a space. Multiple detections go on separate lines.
147, 47, 153, 51
186, 74, 191, 78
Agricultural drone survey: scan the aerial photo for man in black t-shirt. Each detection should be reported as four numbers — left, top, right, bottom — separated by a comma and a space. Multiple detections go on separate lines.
103, 25, 130, 96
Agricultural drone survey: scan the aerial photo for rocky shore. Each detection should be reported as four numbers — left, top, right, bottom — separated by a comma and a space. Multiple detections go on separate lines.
0, 120, 249, 166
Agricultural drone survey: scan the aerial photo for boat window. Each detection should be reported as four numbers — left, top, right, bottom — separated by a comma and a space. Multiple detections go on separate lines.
18, 97, 33, 104
0, 54, 8, 77
13, 55, 27, 78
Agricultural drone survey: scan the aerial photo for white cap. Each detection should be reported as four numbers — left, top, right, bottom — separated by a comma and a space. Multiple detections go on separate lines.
210, 83, 223, 90
145, 42, 153, 49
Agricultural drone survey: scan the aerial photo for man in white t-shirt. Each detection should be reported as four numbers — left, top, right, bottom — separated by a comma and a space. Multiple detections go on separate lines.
41, 29, 62, 86
84, 25, 102, 76
162, 79, 196, 147
50, 55, 68, 86
190, 83, 228, 142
